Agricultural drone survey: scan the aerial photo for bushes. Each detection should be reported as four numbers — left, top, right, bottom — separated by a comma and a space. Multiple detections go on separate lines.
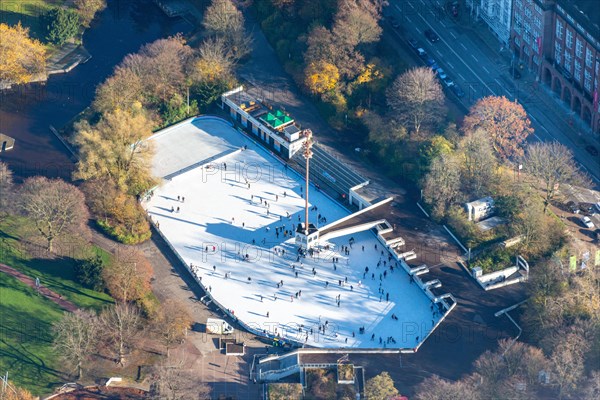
473, 247, 514, 274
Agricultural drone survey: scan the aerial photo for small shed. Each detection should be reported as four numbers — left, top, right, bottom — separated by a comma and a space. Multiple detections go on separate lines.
0, 134, 15, 152
465, 196, 494, 221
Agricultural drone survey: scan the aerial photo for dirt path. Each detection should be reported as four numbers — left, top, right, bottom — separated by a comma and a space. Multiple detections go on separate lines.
0, 262, 78, 312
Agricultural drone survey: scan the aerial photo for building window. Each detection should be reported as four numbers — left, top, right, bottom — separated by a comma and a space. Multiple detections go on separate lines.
515, 36, 521, 47
524, 22, 531, 34
574, 60, 582, 80
525, 8, 532, 19
516, 0, 522, 9
555, 42, 562, 64
575, 39, 583, 58
566, 29, 573, 49
556, 22, 564, 40
534, 16, 541, 29
585, 48, 593, 68
584, 70, 592, 92
564, 51, 572, 72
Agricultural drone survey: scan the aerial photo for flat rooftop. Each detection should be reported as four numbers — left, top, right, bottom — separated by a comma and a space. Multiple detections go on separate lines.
144, 117, 440, 349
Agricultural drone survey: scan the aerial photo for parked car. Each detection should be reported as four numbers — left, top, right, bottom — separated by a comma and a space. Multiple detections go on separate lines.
425, 28, 440, 43
579, 202, 595, 214
580, 215, 595, 229
585, 145, 598, 156
408, 38, 419, 49
451, 84, 465, 97
425, 56, 436, 66
566, 201, 580, 214
417, 48, 428, 59
595, 202, 600, 213
443, 78, 455, 88
436, 68, 448, 80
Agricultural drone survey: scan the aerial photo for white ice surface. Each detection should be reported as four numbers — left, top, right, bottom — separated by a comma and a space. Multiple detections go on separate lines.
145, 118, 438, 349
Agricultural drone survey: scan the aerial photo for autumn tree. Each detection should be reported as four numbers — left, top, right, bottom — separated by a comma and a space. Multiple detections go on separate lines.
387, 67, 446, 137
0, 23, 46, 85
102, 247, 153, 303
522, 142, 587, 213
304, 60, 339, 95
81, 176, 120, 224
332, 0, 382, 47
18, 177, 89, 252
109, 192, 152, 242
193, 37, 235, 84
53, 310, 99, 380
306, 25, 365, 80
458, 129, 497, 198
364, 372, 399, 400
137, 36, 193, 102
463, 96, 533, 160
99, 303, 141, 366
74, 106, 155, 195
149, 350, 211, 400
0, 161, 14, 221
93, 67, 144, 114
74, 0, 107, 27
414, 375, 480, 400
422, 153, 461, 218
153, 299, 193, 357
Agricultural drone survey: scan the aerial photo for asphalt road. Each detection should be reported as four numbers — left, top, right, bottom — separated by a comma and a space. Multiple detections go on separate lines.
387, 0, 600, 186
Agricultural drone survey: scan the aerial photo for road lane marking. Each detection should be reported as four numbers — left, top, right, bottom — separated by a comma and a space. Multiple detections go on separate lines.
406, 16, 413, 24
471, 54, 478, 62
461, 43, 468, 50
482, 66, 490, 74
447, 62, 454, 69
440, 21, 447, 28
450, 32, 457, 39
458, 73, 466, 81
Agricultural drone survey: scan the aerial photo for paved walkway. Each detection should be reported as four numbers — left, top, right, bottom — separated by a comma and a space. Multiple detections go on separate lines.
0, 262, 78, 312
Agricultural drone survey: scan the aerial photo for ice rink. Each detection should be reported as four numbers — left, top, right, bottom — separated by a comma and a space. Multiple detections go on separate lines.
144, 117, 439, 349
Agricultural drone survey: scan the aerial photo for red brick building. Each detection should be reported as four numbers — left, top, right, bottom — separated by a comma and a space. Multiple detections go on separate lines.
511, 0, 600, 134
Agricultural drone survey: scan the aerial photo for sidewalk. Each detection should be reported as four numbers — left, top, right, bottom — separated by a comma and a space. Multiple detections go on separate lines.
46, 43, 92, 75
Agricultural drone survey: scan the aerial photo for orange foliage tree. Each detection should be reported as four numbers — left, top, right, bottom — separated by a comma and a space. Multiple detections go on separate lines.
463, 96, 533, 161
304, 60, 339, 95
0, 23, 46, 85
102, 247, 153, 303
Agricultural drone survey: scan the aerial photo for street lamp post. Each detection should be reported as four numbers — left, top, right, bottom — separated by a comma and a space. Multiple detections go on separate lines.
302, 130, 314, 238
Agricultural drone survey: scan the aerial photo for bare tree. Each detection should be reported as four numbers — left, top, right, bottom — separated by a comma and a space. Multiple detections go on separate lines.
333, 0, 382, 47
422, 153, 461, 218
387, 67, 446, 136
522, 142, 588, 213
81, 176, 120, 224
18, 177, 89, 252
463, 96, 533, 160
153, 299, 193, 357
102, 247, 153, 303
149, 350, 211, 400
414, 375, 480, 400
99, 303, 141, 366
550, 330, 590, 398
202, 0, 244, 37
52, 310, 99, 380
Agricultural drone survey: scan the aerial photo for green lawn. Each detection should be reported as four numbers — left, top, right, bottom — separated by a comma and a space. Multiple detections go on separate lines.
0, 216, 114, 395
0, 0, 70, 41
